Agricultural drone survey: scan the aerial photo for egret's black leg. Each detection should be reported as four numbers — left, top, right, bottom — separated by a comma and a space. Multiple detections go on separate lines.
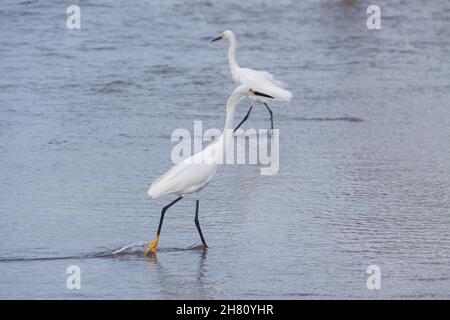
263, 103, 274, 130
157, 196, 183, 237
194, 199, 208, 248
146, 196, 183, 255
234, 104, 254, 132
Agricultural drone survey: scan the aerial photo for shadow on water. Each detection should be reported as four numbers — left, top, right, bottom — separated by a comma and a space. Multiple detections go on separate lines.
0, 242, 207, 263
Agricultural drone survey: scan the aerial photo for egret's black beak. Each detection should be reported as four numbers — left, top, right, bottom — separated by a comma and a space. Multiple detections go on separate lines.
211, 36, 222, 42
254, 91, 274, 99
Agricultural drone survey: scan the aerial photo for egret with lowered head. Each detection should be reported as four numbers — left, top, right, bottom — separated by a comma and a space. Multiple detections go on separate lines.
211, 30, 292, 131
145, 85, 274, 255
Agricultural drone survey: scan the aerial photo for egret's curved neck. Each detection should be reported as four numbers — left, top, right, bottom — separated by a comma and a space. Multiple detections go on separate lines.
224, 92, 244, 131
215, 90, 245, 162
227, 36, 239, 78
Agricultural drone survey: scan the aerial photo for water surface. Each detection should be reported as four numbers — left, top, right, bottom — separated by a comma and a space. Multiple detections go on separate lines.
0, 0, 449, 299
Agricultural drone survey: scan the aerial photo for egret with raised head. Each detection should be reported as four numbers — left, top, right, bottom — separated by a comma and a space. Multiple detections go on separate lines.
211, 30, 292, 131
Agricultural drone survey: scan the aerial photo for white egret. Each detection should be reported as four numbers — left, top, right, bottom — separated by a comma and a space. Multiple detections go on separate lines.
211, 30, 293, 131
145, 85, 274, 255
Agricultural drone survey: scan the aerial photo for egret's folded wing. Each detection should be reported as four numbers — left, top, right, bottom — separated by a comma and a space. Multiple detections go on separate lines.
239, 68, 283, 87
238, 68, 292, 101
148, 161, 189, 198
148, 141, 220, 198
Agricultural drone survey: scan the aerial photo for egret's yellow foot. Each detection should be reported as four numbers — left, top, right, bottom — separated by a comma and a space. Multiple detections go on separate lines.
145, 236, 160, 255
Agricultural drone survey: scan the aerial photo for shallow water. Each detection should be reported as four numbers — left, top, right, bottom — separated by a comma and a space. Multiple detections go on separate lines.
0, 0, 449, 299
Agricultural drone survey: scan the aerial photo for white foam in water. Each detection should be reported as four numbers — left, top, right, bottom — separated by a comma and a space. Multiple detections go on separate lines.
112, 241, 148, 255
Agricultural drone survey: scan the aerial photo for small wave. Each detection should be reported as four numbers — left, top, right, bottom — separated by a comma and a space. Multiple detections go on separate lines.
96, 80, 136, 93
0, 242, 206, 262
0, 254, 103, 262
292, 116, 365, 122
0, 241, 147, 262
85, 46, 117, 52
145, 65, 181, 76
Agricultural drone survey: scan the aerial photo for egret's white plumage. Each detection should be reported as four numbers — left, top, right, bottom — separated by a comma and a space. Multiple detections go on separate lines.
147, 144, 219, 198
145, 85, 274, 255
213, 30, 292, 103
148, 86, 247, 198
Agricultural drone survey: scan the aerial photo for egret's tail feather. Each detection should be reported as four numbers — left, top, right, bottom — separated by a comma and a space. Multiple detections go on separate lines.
147, 163, 183, 198
262, 85, 292, 102
274, 87, 293, 101
148, 182, 170, 199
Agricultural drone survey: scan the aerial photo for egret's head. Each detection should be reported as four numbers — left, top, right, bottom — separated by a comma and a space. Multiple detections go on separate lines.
211, 30, 235, 43
248, 87, 274, 99
228, 85, 274, 110
233, 85, 274, 98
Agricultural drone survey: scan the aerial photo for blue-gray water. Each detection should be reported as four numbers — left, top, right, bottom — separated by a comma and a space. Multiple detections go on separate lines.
1, 0, 449, 299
